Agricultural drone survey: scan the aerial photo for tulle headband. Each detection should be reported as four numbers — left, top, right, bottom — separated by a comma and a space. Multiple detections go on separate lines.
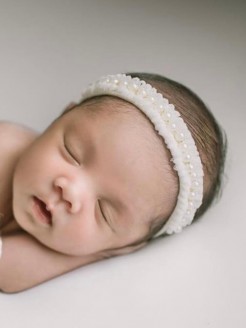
80, 74, 204, 236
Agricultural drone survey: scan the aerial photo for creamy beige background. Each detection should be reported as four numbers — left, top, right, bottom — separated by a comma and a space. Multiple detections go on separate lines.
0, 0, 245, 327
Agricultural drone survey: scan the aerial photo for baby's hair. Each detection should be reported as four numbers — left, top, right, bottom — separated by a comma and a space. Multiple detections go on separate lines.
127, 74, 227, 215
126, 73, 227, 240
61, 73, 227, 248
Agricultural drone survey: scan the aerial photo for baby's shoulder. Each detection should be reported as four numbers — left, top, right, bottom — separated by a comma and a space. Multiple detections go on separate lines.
0, 121, 37, 158
0, 121, 37, 141
0, 121, 38, 182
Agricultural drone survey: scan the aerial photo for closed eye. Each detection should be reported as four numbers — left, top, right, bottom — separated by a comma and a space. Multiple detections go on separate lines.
98, 201, 116, 234
63, 138, 80, 165
98, 200, 108, 224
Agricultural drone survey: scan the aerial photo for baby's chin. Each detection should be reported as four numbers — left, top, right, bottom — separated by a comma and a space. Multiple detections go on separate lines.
12, 208, 39, 239
14, 215, 33, 235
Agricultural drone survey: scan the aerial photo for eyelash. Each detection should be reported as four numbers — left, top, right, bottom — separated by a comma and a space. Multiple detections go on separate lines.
98, 201, 108, 224
64, 141, 79, 165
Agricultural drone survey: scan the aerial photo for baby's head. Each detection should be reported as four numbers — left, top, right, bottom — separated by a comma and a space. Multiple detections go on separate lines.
67, 73, 226, 235
13, 73, 227, 259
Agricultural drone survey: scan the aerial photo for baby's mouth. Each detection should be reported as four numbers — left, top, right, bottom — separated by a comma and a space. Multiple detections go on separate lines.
33, 196, 52, 225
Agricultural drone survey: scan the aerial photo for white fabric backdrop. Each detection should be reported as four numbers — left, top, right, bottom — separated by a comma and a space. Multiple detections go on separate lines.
0, 0, 245, 327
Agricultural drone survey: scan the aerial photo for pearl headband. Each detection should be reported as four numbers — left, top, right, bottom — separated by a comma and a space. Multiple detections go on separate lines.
80, 74, 204, 236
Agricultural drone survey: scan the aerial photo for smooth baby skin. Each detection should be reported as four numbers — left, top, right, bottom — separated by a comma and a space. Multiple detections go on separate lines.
0, 104, 175, 292
0, 121, 146, 293
0, 122, 98, 292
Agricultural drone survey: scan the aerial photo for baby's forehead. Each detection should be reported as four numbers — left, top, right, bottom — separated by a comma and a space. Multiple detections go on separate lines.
76, 96, 158, 135
66, 97, 177, 218
66, 96, 174, 179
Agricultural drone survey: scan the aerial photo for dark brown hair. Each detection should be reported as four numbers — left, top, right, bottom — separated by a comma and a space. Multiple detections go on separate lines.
125, 72, 227, 241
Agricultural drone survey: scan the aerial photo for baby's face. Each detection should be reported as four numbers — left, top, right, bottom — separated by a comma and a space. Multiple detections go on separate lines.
13, 104, 175, 257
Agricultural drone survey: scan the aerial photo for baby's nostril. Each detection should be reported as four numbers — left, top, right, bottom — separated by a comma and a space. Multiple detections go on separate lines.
55, 185, 63, 196
65, 200, 72, 212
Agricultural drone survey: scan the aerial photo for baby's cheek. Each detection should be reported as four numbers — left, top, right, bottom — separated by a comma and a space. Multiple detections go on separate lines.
14, 149, 38, 183
52, 222, 89, 255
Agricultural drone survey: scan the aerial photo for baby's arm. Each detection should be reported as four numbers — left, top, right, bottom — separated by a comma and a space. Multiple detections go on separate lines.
0, 232, 99, 293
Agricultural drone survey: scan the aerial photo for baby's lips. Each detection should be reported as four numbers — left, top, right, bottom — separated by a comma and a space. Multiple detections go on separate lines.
45, 202, 53, 215
43, 200, 54, 222
34, 196, 53, 225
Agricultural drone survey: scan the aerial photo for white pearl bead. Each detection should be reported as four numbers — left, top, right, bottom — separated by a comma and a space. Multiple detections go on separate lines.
175, 226, 182, 233
186, 154, 191, 160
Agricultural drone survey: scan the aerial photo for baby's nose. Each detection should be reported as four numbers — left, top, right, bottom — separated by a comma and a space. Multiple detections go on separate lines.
54, 177, 82, 214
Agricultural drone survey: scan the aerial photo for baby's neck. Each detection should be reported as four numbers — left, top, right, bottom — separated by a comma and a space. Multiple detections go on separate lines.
0, 216, 22, 234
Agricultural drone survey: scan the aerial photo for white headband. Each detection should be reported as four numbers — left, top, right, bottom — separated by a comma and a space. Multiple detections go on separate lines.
80, 74, 204, 236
